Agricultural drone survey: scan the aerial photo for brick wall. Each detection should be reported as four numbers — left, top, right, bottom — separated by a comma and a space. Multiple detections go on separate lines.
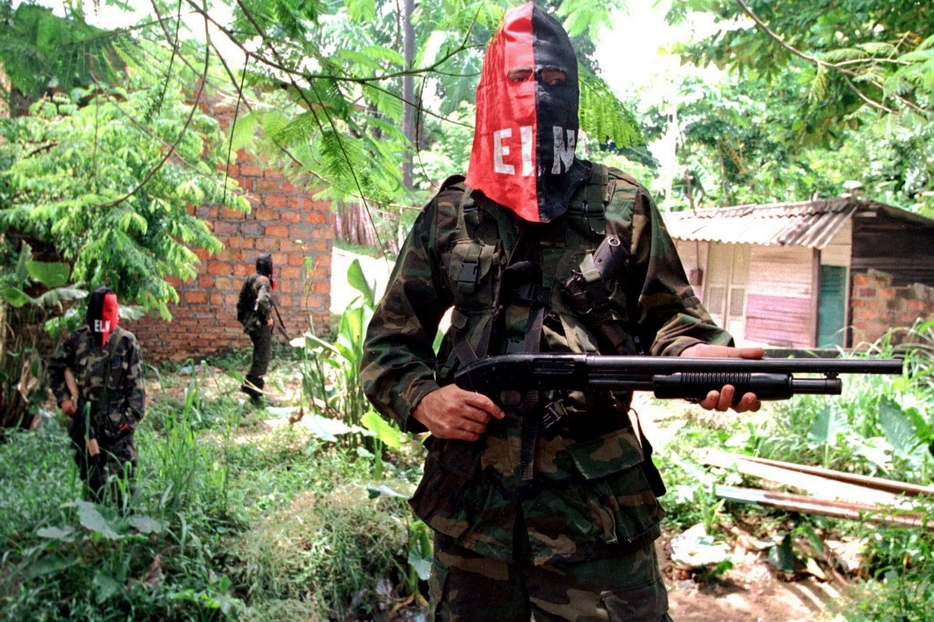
127, 101, 333, 361
850, 269, 934, 346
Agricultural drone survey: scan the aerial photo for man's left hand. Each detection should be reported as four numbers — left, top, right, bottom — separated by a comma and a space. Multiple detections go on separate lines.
679, 343, 764, 413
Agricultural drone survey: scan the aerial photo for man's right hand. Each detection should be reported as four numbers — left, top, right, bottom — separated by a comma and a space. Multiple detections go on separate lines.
412, 384, 505, 441
60, 400, 77, 417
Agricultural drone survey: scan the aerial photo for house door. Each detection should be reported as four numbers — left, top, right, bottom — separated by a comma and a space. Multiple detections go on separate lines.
817, 265, 847, 347
705, 243, 750, 340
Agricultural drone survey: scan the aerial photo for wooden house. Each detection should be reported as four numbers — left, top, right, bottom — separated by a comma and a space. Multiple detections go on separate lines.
662, 199, 934, 348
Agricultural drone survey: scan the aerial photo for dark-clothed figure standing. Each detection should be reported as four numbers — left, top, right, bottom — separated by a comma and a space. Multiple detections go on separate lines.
361, 4, 762, 622
237, 252, 275, 401
49, 287, 145, 503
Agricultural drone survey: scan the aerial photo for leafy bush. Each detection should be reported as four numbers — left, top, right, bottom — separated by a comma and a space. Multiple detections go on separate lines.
229, 483, 408, 620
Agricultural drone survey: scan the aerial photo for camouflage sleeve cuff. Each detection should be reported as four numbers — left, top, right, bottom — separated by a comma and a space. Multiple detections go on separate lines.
651, 314, 735, 357
395, 379, 440, 434
658, 337, 704, 357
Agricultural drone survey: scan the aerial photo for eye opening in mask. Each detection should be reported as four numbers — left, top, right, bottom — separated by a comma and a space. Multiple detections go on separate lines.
539, 67, 567, 86
507, 67, 534, 83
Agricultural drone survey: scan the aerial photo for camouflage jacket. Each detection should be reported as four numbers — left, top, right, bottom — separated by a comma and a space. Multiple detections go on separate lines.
237, 273, 272, 334
361, 162, 733, 566
48, 326, 145, 443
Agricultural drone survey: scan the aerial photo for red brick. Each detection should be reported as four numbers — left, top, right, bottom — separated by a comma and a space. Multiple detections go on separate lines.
216, 248, 236, 262
282, 182, 298, 194
288, 252, 306, 265
266, 224, 289, 238
185, 291, 208, 304
210, 293, 224, 305
311, 281, 329, 293
208, 262, 233, 276
280, 210, 301, 224
194, 248, 211, 260
165, 276, 181, 287
240, 163, 264, 177
234, 264, 252, 277
237, 177, 254, 191
305, 211, 327, 224
221, 206, 246, 220
216, 221, 240, 235
225, 164, 240, 177
225, 294, 240, 306
198, 277, 215, 289
279, 266, 300, 279
265, 194, 288, 208
877, 287, 896, 299
288, 196, 304, 210
255, 208, 277, 221
256, 179, 281, 193
857, 288, 877, 299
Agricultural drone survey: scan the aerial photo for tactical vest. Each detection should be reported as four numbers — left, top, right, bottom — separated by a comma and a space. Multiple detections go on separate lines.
430, 163, 668, 496
435, 162, 642, 384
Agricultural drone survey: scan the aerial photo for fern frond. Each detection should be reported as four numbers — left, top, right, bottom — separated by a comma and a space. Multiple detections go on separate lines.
361, 83, 403, 123
811, 63, 830, 101
856, 42, 899, 58
578, 70, 643, 149
345, 0, 376, 23
820, 48, 867, 63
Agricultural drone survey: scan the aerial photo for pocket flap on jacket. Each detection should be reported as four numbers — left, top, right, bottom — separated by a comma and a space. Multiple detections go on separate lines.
567, 428, 645, 480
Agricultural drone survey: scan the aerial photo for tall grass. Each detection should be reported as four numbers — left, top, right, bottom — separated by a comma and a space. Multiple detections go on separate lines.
0, 366, 248, 620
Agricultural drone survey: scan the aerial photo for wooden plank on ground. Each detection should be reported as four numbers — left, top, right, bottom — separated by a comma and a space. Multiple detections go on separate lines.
737, 454, 934, 497
716, 485, 933, 530
698, 449, 934, 498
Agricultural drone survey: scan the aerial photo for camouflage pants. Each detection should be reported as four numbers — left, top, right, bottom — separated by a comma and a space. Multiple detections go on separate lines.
429, 533, 671, 622
70, 420, 137, 505
244, 324, 273, 398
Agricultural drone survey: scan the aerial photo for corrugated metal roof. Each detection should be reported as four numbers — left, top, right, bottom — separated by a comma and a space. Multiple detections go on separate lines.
662, 198, 860, 249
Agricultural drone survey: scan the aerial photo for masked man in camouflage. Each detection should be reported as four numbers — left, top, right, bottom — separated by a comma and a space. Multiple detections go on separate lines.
237, 252, 275, 402
49, 287, 145, 504
362, 4, 763, 621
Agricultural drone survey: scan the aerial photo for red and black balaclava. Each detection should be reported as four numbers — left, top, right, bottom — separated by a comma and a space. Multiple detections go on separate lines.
256, 252, 276, 290
466, 2, 590, 223
86, 286, 118, 347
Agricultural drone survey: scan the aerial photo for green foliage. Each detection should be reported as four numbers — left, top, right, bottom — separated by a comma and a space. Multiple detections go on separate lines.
230, 483, 407, 619
660, 0, 934, 214
0, 1, 127, 110
0, 83, 248, 319
579, 70, 645, 151
293, 259, 378, 437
